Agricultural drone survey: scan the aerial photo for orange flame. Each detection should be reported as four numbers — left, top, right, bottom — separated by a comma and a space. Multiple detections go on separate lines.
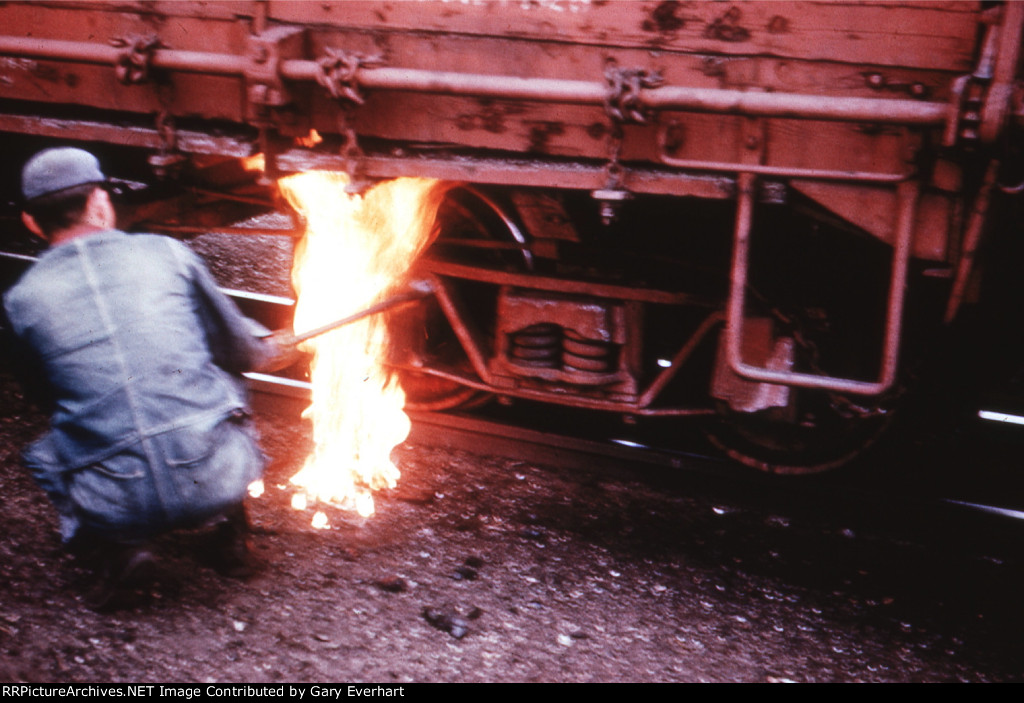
242, 153, 266, 172
279, 172, 446, 522
296, 129, 323, 148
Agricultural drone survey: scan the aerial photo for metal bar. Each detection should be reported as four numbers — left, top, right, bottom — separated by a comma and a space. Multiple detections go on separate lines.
421, 258, 709, 307
403, 364, 714, 417
637, 312, 724, 408
0, 36, 949, 126
0, 112, 256, 158
0, 36, 249, 75
643, 84, 947, 125
658, 157, 910, 183
944, 160, 999, 323
725, 175, 919, 396
290, 288, 431, 344
283, 61, 948, 126
427, 275, 497, 386
278, 149, 735, 200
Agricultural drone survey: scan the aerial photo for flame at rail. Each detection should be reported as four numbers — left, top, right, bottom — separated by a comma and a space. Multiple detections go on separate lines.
279, 172, 446, 520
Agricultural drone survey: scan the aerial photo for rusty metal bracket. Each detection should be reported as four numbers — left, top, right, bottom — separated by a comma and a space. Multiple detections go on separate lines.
110, 34, 162, 85
979, 1, 1024, 144
603, 59, 663, 124
943, 3, 1024, 147
245, 26, 305, 114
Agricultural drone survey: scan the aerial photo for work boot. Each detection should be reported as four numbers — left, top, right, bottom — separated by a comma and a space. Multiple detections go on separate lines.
204, 503, 253, 579
84, 543, 157, 611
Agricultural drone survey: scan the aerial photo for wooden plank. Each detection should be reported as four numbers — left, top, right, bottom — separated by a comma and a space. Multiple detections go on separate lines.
270, 0, 980, 71
24, 1, 259, 21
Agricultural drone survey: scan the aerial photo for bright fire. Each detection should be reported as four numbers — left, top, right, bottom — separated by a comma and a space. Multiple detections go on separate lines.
279, 171, 446, 523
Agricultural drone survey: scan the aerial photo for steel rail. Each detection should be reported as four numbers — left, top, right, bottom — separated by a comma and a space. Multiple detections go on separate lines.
0, 36, 950, 126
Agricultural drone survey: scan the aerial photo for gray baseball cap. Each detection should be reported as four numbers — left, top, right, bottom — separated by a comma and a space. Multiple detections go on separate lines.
21, 147, 107, 202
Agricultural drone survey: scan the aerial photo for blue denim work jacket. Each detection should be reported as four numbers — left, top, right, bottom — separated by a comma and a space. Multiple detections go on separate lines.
3, 230, 277, 540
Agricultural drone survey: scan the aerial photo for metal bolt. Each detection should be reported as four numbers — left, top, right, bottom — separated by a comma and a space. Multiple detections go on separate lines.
599, 201, 616, 226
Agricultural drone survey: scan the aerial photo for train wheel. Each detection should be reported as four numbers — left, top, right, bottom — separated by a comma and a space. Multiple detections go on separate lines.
401, 372, 487, 412
392, 295, 488, 412
398, 187, 526, 411
704, 393, 898, 475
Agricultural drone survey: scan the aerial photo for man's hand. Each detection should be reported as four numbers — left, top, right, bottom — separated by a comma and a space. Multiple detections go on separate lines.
259, 329, 304, 372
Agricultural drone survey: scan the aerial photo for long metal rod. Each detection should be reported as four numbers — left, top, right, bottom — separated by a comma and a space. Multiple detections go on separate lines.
944, 160, 999, 323
427, 275, 497, 386
290, 287, 431, 344
637, 312, 724, 408
0, 37, 250, 75
422, 258, 710, 307
403, 364, 715, 417
725, 175, 919, 396
284, 61, 948, 125
0, 36, 949, 126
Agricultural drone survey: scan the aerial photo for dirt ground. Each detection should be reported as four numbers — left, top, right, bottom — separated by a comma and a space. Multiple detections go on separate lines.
3, 363, 1024, 682
2, 232, 1024, 683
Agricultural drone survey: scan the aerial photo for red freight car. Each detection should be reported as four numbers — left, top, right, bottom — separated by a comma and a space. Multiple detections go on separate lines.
0, 1, 1019, 472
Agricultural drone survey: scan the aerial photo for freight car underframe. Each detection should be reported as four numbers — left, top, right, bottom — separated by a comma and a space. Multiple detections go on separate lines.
382, 164, 928, 475
0, 112, 995, 474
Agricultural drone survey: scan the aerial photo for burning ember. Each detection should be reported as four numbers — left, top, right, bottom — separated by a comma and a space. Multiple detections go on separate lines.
278, 171, 446, 522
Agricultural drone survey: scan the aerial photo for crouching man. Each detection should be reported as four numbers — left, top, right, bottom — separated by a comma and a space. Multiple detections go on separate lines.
3, 147, 296, 608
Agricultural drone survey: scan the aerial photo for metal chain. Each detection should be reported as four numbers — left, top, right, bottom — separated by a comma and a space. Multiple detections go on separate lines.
316, 49, 386, 172
111, 34, 162, 85
316, 48, 384, 105
603, 59, 664, 124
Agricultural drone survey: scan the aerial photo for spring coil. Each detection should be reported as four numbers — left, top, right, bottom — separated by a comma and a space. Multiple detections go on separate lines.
562, 329, 615, 373
508, 323, 561, 368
